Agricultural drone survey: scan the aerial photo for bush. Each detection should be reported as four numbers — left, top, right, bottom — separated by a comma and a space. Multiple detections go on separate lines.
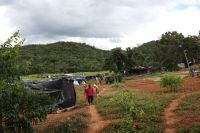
160, 75, 183, 92
111, 82, 120, 89
1, 82, 53, 133
112, 90, 144, 119
0, 32, 53, 133
113, 73, 123, 83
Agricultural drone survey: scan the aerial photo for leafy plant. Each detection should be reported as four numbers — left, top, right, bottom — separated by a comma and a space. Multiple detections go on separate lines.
160, 75, 183, 92
0, 32, 52, 133
113, 73, 123, 83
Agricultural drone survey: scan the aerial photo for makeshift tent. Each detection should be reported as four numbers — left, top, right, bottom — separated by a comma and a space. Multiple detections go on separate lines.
105, 76, 114, 84
26, 78, 76, 109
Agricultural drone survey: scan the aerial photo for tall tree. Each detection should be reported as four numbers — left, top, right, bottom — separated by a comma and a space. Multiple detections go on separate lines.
125, 47, 145, 71
104, 48, 126, 74
0, 32, 52, 133
155, 31, 185, 70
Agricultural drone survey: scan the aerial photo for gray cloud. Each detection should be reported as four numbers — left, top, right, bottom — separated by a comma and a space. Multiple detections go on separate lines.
0, 0, 15, 5
3, 0, 172, 41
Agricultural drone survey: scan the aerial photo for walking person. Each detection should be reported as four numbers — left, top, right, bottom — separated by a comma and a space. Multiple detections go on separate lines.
83, 82, 88, 103
85, 84, 94, 105
93, 84, 98, 97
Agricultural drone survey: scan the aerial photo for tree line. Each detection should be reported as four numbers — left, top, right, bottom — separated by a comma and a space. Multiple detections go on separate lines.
105, 31, 200, 74
20, 41, 109, 74
19, 31, 200, 75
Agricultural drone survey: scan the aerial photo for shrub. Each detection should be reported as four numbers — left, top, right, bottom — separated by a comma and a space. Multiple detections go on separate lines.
111, 82, 120, 89
160, 75, 183, 92
112, 90, 144, 119
113, 73, 123, 83
0, 32, 53, 133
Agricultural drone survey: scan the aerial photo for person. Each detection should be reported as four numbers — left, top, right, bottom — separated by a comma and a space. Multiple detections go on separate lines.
190, 68, 195, 77
96, 76, 100, 86
83, 83, 88, 103
85, 84, 94, 105
93, 84, 98, 97
192, 69, 195, 77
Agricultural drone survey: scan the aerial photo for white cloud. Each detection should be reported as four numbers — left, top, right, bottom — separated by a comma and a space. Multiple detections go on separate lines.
0, 6, 16, 43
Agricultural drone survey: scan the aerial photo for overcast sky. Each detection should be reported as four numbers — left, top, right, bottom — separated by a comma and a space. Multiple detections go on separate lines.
0, 0, 200, 50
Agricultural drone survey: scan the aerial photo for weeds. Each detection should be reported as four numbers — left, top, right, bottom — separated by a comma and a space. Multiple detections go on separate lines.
176, 93, 200, 132
96, 89, 176, 133
41, 111, 89, 133
176, 93, 200, 112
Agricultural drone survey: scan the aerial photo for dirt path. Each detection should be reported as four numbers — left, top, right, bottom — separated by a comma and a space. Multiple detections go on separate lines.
163, 92, 197, 133
86, 105, 108, 133
86, 86, 114, 133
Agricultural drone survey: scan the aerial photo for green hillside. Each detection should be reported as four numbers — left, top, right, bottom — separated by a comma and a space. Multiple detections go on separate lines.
20, 41, 109, 74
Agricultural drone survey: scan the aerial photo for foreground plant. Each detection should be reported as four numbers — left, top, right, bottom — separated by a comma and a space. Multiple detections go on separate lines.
0, 31, 52, 133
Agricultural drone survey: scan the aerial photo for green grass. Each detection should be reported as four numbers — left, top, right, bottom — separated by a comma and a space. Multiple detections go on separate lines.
21, 74, 49, 80
75, 85, 87, 106
176, 93, 200, 133
177, 123, 200, 133
73, 71, 109, 76
41, 111, 89, 133
125, 71, 187, 81
21, 71, 110, 80
176, 93, 200, 112
95, 89, 176, 133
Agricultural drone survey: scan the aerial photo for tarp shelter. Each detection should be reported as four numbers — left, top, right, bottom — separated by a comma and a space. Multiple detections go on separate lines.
105, 76, 114, 84
26, 78, 76, 109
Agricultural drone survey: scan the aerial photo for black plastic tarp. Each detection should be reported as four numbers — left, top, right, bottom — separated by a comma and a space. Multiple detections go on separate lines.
26, 78, 76, 109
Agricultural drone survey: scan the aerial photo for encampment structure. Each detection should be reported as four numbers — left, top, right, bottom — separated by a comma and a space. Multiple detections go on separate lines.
25, 78, 76, 109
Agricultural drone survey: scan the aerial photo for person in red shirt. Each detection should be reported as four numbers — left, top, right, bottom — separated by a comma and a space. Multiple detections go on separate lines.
85, 84, 94, 105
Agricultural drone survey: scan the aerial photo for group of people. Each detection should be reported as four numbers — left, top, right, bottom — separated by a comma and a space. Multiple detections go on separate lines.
83, 82, 99, 105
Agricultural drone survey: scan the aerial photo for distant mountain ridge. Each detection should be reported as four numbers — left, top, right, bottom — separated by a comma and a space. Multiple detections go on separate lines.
20, 41, 109, 74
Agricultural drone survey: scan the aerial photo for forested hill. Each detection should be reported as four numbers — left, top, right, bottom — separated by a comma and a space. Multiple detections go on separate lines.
20, 41, 109, 74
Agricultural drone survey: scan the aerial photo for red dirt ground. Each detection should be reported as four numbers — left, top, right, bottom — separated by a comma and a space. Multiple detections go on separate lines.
86, 105, 114, 133
124, 76, 200, 133
124, 76, 200, 93
34, 106, 88, 132
182, 76, 200, 92
163, 77, 200, 133
34, 76, 200, 133
163, 92, 198, 133
124, 79, 161, 92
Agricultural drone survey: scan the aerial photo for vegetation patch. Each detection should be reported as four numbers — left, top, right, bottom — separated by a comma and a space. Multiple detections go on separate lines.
160, 74, 183, 92
41, 111, 89, 133
96, 89, 176, 133
176, 93, 200, 133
